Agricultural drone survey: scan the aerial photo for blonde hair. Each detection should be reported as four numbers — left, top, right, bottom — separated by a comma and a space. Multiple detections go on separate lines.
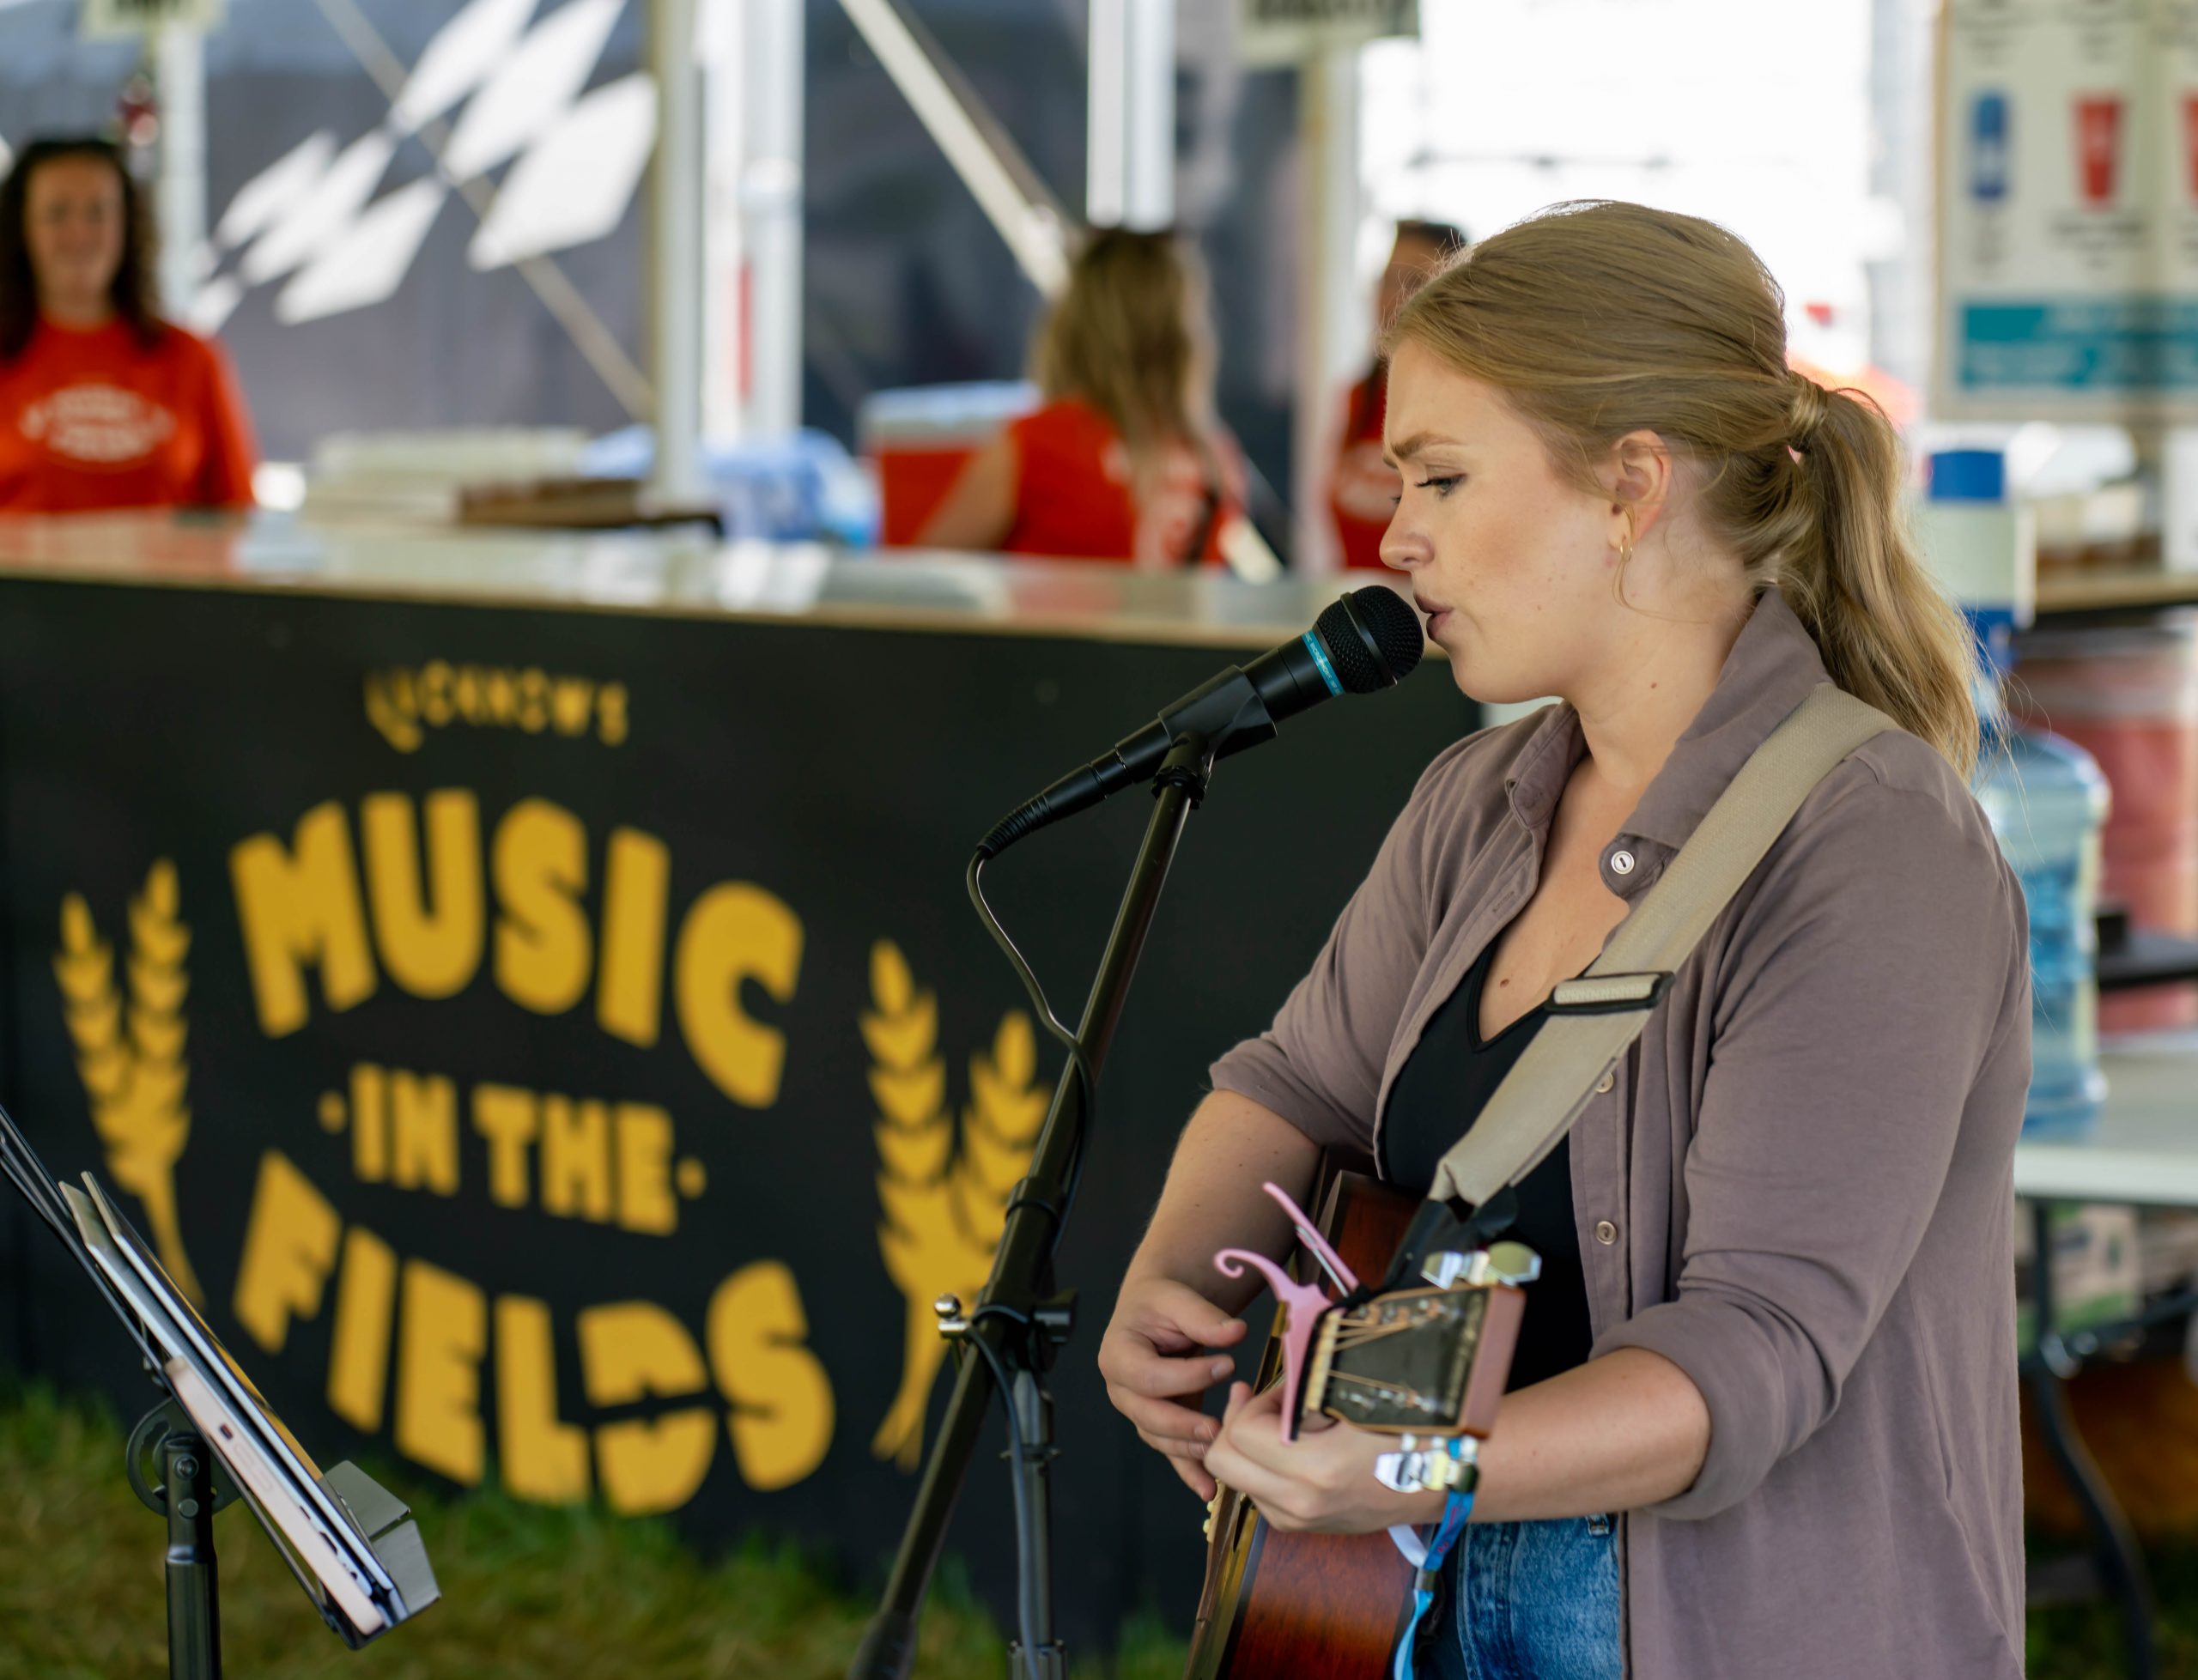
1387, 200, 1980, 776
1033, 227, 1216, 489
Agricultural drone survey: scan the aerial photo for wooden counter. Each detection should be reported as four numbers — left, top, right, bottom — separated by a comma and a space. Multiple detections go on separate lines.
0, 510, 1403, 651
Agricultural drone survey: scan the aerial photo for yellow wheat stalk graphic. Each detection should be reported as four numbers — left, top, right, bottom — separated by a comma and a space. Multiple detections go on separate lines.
865, 940, 1045, 1469
53, 861, 201, 1302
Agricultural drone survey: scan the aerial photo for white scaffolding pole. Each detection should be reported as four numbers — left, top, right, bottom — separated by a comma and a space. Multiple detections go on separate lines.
750, 0, 807, 439
1293, 43, 1362, 576
838, 0, 1067, 297
1087, 0, 1175, 229
155, 22, 207, 322
650, 0, 705, 500
701, 0, 805, 441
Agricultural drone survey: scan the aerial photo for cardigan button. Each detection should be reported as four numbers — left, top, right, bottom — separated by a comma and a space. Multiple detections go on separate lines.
1609, 849, 1636, 876
1594, 1220, 1619, 1246
1595, 1070, 1615, 1095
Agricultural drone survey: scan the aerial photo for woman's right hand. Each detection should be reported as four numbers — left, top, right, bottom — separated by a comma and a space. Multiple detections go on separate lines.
1099, 1274, 1251, 1501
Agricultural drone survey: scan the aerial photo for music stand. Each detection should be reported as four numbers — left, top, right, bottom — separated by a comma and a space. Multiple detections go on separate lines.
0, 1102, 439, 1677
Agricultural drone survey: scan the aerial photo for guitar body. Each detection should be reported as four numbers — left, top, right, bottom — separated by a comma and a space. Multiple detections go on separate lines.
1184, 1160, 1424, 1680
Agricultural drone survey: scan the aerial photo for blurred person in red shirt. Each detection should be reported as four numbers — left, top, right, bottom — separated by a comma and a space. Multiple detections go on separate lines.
0, 136, 257, 516
919, 227, 1244, 567
1330, 219, 1466, 570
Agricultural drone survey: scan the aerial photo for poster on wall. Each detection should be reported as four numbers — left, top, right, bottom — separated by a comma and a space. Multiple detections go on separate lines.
1936, 0, 2198, 421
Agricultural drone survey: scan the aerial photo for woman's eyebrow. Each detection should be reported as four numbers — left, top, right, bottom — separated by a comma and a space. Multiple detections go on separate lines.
1382, 430, 1462, 470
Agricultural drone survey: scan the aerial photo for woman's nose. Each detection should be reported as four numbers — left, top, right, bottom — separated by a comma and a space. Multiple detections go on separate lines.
1378, 518, 1424, 573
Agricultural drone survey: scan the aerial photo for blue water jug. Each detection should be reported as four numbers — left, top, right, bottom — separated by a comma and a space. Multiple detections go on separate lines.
1929, 450, 2112, 1137
1973, 673, 2112, 1136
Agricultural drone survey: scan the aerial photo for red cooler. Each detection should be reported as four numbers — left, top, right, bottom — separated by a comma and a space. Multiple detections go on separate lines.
858, 382, 1038, 548
2014, 616, 2198, 1030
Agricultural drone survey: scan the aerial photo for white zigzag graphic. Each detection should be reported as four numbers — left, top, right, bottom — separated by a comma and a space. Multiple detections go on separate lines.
186, 0, 657, 334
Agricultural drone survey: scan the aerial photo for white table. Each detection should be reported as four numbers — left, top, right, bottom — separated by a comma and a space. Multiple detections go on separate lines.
2016, 1034, 2198, 1207
2010, 1033, 2198, 1680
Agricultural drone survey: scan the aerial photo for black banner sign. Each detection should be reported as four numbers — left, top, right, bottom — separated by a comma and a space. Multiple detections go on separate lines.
0, 577, 1472, 1649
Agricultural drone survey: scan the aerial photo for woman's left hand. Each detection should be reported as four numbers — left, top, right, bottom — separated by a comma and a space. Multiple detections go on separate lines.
1203, 1380, 1445, 1534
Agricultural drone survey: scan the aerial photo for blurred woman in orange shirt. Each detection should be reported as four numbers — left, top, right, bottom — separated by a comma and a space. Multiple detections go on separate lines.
920, 227, 1244, 567
0, 136, 257, 516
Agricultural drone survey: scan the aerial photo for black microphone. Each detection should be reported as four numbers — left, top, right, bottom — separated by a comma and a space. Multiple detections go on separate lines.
977, 585, 1425, 858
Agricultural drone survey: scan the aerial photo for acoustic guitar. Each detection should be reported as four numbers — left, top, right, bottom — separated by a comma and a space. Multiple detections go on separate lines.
1183, 1159, 1529, 1680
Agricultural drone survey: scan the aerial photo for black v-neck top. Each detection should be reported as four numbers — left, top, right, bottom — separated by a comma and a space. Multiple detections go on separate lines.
1376, 938, 1594, 1391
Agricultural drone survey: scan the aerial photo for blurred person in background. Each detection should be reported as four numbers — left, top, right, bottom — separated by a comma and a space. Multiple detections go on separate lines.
918, 226, 1245, 567
0, 137, 256, 516
1331, 219, 1467, 570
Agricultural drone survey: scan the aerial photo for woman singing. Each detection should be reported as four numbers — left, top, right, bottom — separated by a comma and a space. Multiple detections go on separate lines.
1098, 201, 2028, 1680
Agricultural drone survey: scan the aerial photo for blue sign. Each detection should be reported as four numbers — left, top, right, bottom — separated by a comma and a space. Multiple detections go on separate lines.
1971, 91, 2010, 203
1958, 300, 2198, 393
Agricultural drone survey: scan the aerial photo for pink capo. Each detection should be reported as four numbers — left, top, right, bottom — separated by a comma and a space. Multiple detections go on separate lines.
1212, 1181, 1360, 1443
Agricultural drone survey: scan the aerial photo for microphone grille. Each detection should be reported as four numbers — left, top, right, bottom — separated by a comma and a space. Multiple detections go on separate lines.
1315, 587, 1425, 694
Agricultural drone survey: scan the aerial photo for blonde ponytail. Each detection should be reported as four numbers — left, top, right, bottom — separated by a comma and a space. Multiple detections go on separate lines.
1781, 380, 1981, 775
1387, 201, 1981, 775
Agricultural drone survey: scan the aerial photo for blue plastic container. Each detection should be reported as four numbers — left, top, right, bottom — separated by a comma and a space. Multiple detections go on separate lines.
1974, 710, 2110, 1135
1932, 446, 2112, 1136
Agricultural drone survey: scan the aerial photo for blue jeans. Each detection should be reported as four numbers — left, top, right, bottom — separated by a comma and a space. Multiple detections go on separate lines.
1424, 1515, 1622, 1680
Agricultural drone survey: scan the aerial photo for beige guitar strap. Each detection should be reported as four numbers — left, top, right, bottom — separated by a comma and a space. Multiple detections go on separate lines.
1428, 683, 1894, 1210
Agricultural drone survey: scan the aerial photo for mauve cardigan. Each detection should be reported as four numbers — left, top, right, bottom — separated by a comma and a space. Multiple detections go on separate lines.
1211, 591, 2030, 1680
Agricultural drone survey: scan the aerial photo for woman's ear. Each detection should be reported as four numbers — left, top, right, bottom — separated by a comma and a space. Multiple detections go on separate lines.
1607, 429, 1672, 546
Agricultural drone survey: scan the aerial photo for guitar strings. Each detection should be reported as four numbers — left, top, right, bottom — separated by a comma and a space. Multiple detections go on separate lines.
1331, 1317, 1421, 1345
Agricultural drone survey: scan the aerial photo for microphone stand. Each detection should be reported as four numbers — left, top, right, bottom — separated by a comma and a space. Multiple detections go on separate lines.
851, 730, 1223, 1680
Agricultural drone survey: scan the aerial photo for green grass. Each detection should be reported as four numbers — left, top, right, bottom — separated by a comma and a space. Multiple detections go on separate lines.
0, 1382, 1187, 1679
2028, 1543, 2198, 1680
4, 1380, 2190, 1679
